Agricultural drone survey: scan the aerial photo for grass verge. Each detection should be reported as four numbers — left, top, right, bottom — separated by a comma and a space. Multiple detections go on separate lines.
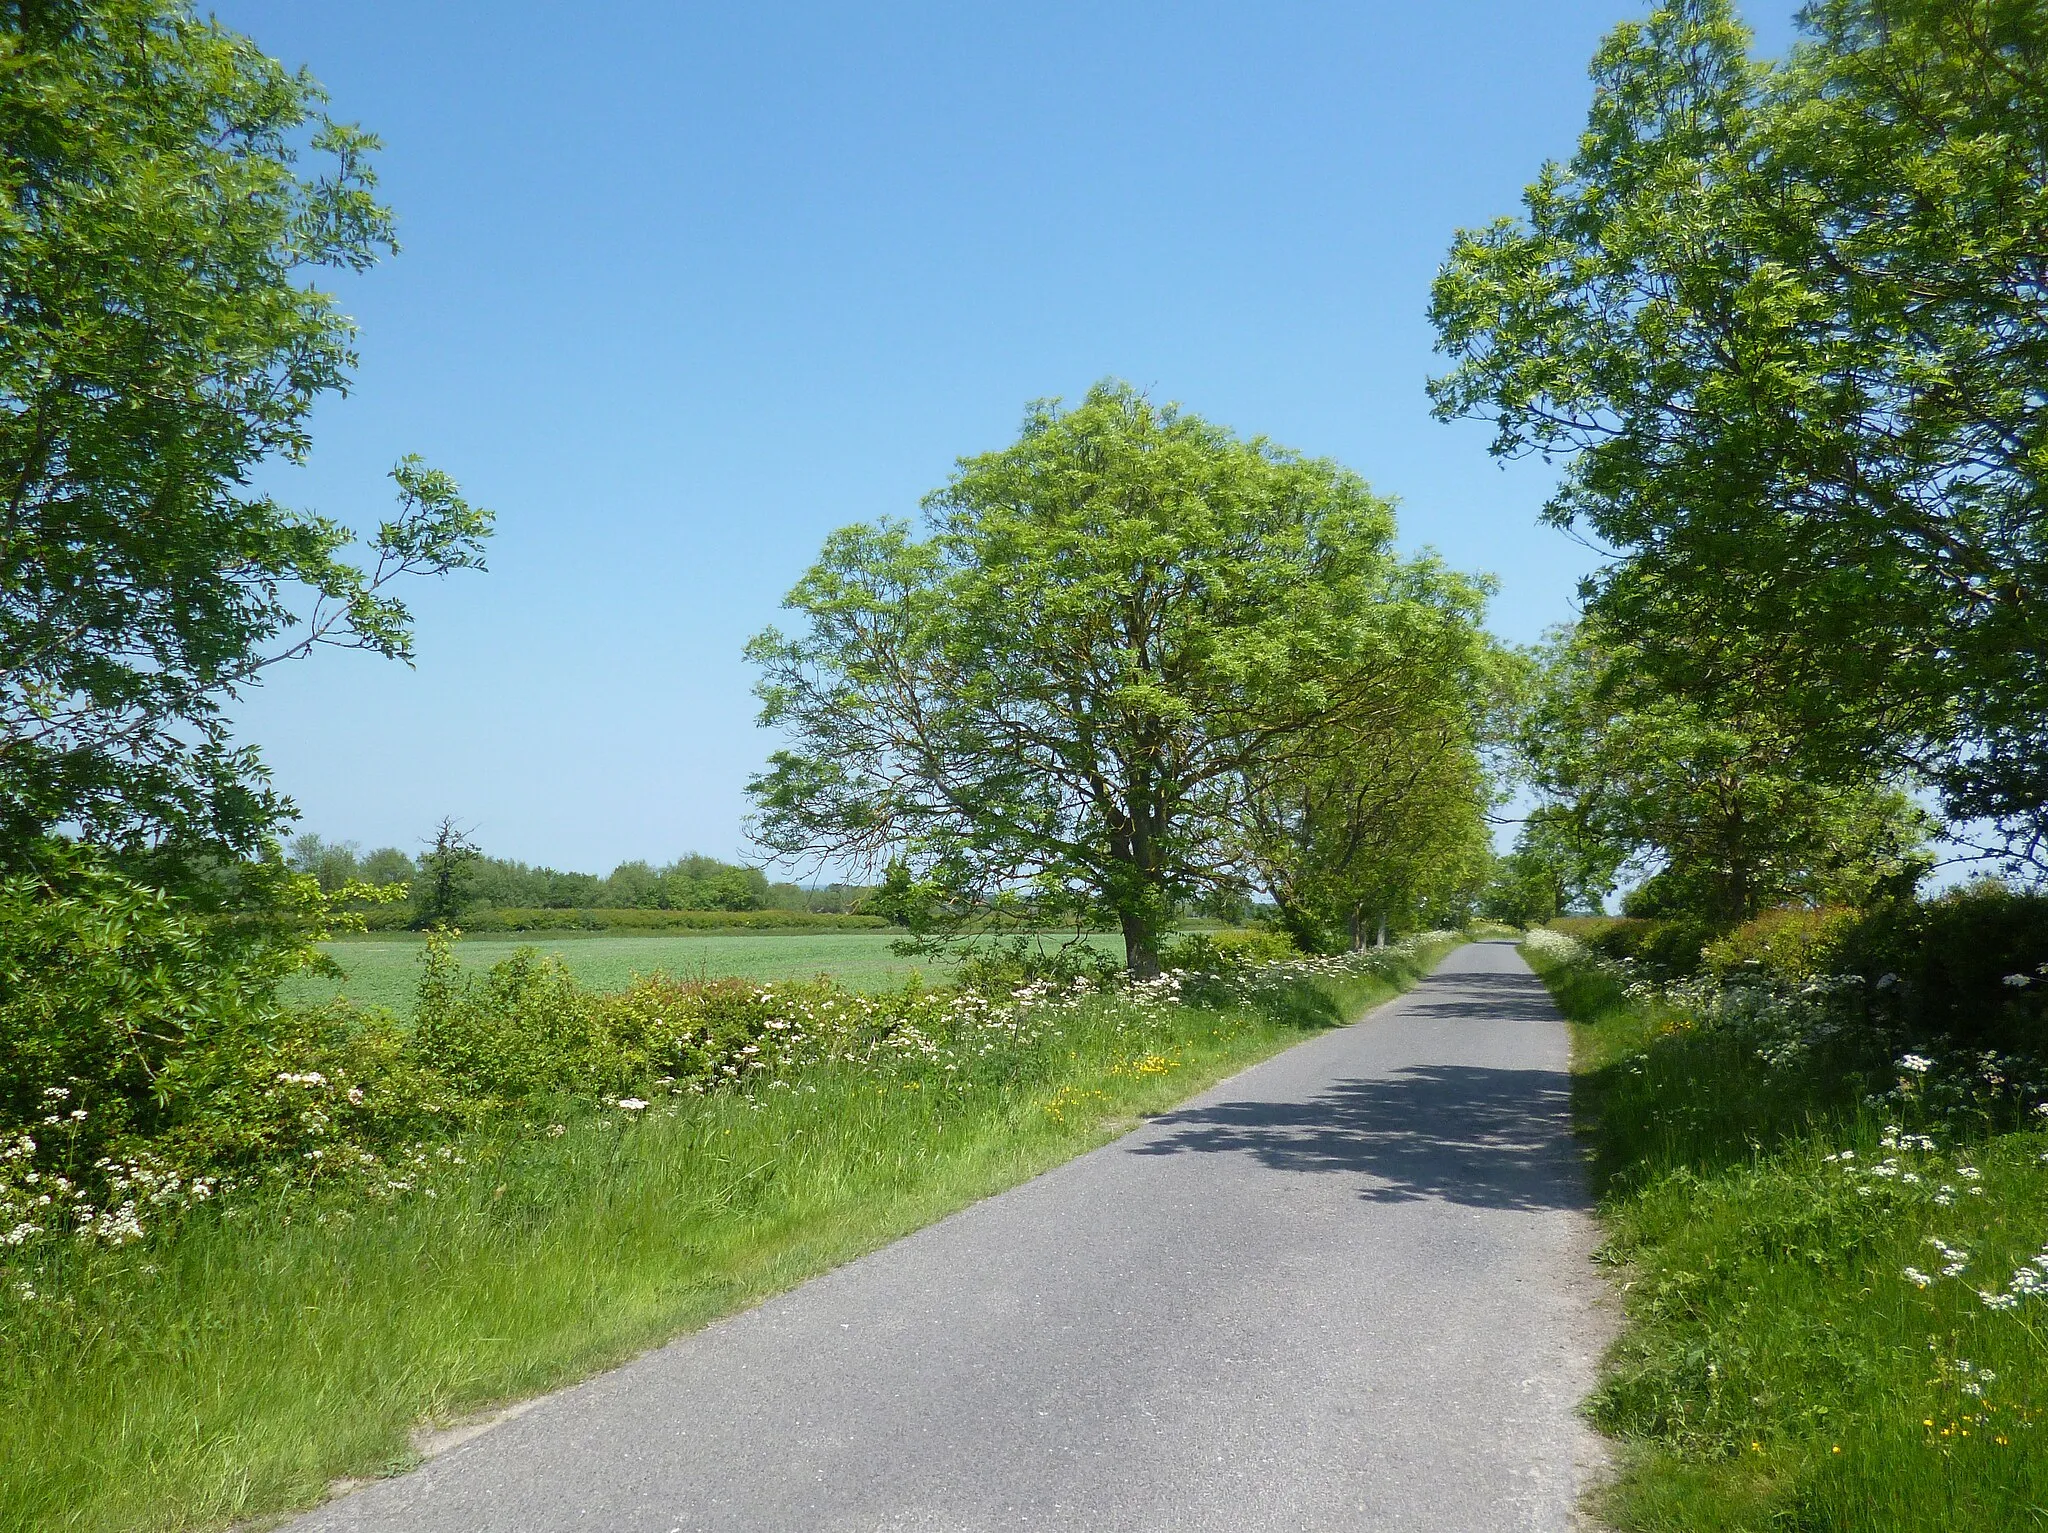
1528, 941, 2048, 1531
2, 938, 1454, 1533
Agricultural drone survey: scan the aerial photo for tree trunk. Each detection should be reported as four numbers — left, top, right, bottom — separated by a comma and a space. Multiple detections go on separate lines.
1375, 913, 1387, 948
1348, 907, 1365, 952
1121, 912, 1161, 979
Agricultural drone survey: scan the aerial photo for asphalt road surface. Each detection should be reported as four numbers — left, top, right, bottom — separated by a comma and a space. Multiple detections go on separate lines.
292, 939, 1610, 1533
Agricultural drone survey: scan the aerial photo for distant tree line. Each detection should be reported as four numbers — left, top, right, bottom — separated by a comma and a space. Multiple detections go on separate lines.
285, 830, 876, 925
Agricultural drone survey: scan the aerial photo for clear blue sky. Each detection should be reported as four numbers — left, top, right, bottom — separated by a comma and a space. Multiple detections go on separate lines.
220, 0, 1800, 875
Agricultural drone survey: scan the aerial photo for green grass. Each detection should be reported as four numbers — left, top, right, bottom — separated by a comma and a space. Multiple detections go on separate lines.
0, 942, 1451, 1533
1530, 945, 2048, 1531
287, 932, 1129, 1014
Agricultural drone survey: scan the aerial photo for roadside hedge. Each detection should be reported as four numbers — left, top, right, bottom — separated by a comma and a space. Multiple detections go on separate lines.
1551, 886, 2048, 1055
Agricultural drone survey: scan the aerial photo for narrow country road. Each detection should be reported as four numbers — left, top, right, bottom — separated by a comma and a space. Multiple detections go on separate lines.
293, 940, 1611, 1533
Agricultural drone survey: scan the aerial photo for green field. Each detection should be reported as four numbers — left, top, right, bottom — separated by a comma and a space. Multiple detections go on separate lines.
291, 931, 1128, 1014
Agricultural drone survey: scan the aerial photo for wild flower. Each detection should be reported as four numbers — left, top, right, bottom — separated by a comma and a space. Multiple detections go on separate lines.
1521, 928, 1584, 964
1926, 1237, 1970, 1277
0, 929, 1453, 1260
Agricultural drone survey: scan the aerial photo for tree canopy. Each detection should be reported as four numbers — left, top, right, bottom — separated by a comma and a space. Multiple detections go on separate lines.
1429, 0, 2048, 869
0, 0, 490, 873
1241, 600, 1505, 949
1516, 627, 1933, 926
748, 382, 1496, 973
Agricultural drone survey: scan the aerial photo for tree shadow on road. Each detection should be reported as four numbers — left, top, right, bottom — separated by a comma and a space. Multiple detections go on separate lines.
1390, 965, 1562, 1026
1128, 1063, 1588, 1212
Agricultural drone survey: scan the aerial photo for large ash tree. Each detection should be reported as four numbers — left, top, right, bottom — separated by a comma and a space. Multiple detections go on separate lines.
1429, 0, 2048, 868
747, 382, 1487, 977
0, 0, 489, 875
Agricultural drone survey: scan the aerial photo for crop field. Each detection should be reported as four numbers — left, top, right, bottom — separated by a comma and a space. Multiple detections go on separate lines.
291, 931, 1128, 1014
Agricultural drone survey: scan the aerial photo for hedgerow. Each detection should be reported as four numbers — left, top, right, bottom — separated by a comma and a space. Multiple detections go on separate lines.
0, 853, 1455, 1266
1528, 920, 2048, 1528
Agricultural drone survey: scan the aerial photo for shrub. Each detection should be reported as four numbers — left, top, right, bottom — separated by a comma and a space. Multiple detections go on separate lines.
1700, 907, 1858, 984
1161, 929, 1302, 974
0, 847, 430, 1246
952, 937, 1124, 993
1834, 884, 2048, 1055
0, 849, 375, 1132
1564, 915, 1720, 981
1, 920, 1458, 1263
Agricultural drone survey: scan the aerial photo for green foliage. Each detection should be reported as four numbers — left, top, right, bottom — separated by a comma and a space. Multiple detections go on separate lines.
1560, 886, 2048, 1057
295, 835, 860, 919
1, 895, 1447, 1265
1576, 914, 1723, 982
1834, 885, 2048, 1057
0, 1, 489, 868
595, 855, 767, 911
287, 834, 414, 892
1700, 907, 1861, 985
750, 381, 1490, 976
1481, 805, 1620, 927
1518, 627, 1933, 926
1160, 928, 1301, 974
0, 937, 1458, 1533
1239, 585, 1505, 951
1431, 0, 2048, 866
0, 841, 406, 1233
949, 936, 1125, 994
1528, 924, 2048, 1530
410, 818, 480, 929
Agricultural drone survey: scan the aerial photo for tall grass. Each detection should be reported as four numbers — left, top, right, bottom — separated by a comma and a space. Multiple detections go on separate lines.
1, 943, 1448, 1533
1529, 937, 2048, 1531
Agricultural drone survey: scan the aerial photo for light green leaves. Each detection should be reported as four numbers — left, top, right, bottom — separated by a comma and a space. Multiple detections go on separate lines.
749, 382, 1492, 971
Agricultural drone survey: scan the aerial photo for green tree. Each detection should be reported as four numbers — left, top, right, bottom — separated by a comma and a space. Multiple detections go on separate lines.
286, 833, 362, 892
358, 847, 416, 887
0, 0, 490, 872
748, 382, 1485, 976
1480, 805, 1624, 928
1241, 598, 1502, 950
1428, 0, 2048, 867
411, 819, 479, 930
1521, 629, 1932, 926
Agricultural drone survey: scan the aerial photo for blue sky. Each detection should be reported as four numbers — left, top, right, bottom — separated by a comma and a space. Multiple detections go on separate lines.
220, 0, 1800, 874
